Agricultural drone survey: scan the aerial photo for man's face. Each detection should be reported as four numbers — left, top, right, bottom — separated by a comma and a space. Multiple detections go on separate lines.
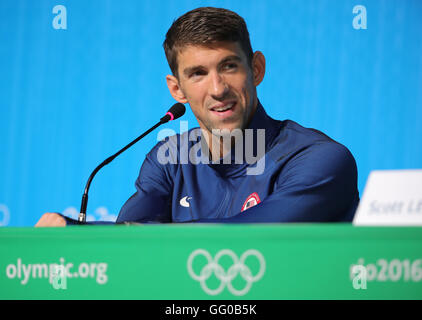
168, 42, 262, 136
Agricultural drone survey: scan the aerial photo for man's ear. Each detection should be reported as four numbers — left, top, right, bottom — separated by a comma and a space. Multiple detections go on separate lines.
166, 75, 188, 104
252, 51, 266, 87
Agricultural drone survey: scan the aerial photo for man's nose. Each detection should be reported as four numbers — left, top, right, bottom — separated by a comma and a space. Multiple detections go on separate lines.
209, 71, 229, 99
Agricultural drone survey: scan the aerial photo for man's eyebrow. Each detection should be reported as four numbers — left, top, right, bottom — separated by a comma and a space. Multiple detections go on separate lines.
183, 65, 204, 77
182, 55, 242, 77
218, 55, 242, 66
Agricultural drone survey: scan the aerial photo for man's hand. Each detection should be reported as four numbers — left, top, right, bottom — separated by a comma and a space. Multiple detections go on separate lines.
35, 213, 66, 227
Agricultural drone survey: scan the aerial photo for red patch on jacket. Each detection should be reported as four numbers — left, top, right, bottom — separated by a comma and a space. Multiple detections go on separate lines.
241, 192, 261, 212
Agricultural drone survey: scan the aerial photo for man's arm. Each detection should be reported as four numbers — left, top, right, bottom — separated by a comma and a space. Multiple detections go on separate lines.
199, 142, 359, 223
35, 212, 116, 226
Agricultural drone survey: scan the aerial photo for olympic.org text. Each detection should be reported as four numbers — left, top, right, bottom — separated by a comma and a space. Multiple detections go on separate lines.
5, 258, 108, 286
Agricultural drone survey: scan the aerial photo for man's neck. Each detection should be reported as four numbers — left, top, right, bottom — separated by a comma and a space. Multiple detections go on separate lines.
201, 99, 259, 162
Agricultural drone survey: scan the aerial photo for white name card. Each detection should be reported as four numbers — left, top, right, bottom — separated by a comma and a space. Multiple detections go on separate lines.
353, 169, 422, 226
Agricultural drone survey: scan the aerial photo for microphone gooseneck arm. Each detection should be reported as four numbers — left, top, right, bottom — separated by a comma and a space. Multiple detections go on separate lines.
77, 103, 185, 224
78, 121, 162, 223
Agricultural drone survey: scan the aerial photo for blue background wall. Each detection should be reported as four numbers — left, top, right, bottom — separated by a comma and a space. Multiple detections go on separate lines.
1, 0, 421, 226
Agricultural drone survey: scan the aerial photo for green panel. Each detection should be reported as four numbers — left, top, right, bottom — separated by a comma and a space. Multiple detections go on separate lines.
1, 224, 421, 299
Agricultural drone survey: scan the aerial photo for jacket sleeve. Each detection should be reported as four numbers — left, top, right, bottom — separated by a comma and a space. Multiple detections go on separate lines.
198, 142, 359, 223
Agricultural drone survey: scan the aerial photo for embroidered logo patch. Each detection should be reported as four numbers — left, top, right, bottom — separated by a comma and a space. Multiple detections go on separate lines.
180, 196, 192, 208
241, 193, 261, 212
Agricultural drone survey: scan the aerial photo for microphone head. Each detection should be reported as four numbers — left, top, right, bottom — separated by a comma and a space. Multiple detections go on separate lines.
161, 103, 186, 123
168, 103, 186, 120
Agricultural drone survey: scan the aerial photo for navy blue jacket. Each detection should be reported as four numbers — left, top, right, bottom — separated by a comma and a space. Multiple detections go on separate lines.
113, 102, 359, 224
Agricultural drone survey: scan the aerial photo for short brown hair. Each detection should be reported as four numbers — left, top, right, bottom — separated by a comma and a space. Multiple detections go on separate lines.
163, 7, 254, 77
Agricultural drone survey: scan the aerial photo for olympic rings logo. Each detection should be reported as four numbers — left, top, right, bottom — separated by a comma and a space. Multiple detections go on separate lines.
187, 249, 266, 296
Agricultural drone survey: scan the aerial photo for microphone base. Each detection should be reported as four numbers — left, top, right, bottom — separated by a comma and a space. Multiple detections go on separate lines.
77, 213, 86, 224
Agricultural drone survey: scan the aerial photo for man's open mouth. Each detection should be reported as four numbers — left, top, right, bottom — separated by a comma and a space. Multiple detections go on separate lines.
210, 102, 236, 116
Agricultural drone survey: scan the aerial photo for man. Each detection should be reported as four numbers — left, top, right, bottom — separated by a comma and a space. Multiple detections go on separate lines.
36, 7, 359, 227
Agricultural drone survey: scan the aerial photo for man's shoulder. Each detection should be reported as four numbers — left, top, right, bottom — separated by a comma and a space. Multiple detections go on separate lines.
269, 119, 356, 170
267, 119, 358, 199
277, 119, 337, 144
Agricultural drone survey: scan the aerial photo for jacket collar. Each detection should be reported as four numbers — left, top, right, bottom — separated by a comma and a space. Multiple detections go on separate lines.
204, 100, 280, 177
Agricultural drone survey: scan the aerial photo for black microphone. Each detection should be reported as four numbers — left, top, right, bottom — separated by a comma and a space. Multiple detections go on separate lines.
77, 103, 186, 223
160, 103, 186, 123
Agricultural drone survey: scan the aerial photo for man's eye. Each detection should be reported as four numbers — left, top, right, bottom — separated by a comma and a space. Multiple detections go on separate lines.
190, 70, 205, 78
223, 63, 237, 70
